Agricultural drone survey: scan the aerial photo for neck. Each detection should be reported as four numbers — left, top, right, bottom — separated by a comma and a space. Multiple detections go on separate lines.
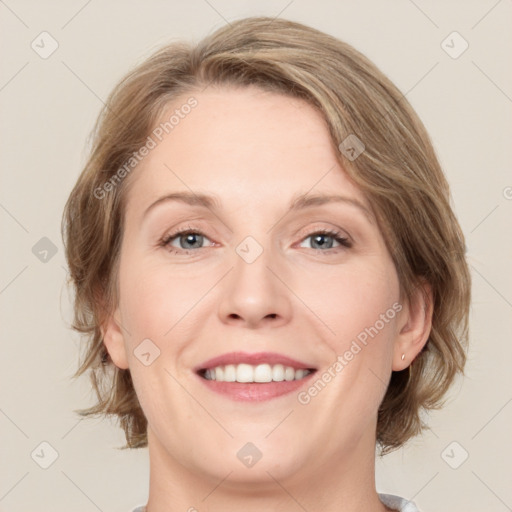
143, 425, 392, 512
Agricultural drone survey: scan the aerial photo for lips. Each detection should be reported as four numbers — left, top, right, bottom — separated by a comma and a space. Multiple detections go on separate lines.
195, 351, 316, 373
193, 351, 317, 401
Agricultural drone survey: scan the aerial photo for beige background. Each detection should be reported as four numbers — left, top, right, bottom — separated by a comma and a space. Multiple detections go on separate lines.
1, 1, 511, 511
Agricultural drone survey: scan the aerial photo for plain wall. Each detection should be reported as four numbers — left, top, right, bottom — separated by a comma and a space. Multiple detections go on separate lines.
1, 1, 511, 511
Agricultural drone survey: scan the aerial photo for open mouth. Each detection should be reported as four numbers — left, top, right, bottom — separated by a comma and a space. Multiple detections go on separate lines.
198, 363, 317, 383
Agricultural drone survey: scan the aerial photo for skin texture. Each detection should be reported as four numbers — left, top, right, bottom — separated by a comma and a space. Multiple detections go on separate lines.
102, 86, 432, 512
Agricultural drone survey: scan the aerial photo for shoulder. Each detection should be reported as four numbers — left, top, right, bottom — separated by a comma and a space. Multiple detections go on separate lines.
378, 493, 421, 512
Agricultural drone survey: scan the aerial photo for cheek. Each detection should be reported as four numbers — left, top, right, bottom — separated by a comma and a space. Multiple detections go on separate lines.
118, 256, 202, 341
304, 258, 400, 358
116, 259, 195, 419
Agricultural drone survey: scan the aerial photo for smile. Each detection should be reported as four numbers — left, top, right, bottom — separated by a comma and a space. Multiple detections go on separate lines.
200, 363, 313, 383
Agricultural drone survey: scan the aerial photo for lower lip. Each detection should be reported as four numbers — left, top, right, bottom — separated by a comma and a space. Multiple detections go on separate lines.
196, 372, 316, 402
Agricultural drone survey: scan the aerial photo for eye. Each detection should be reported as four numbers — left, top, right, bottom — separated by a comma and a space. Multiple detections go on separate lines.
158, 227, 352, 255
299, 230, 352, 251
160, 228, 213, 253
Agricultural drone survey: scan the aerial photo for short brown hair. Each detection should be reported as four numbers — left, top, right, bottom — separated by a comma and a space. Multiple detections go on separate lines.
61, 16, 471, 454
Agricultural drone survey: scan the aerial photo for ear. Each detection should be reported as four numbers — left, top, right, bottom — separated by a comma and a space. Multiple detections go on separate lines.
101, 305, 130, 370
392, 279, 433, 371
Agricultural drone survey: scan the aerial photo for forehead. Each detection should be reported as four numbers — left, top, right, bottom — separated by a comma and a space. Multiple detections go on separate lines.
123, 86, 370, 219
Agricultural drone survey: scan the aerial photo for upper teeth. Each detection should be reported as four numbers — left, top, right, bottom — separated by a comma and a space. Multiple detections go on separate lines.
203, 363, 312, 383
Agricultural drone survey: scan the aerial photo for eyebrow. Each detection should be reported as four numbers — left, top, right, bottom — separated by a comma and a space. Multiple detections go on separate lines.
142, 191, 374, 224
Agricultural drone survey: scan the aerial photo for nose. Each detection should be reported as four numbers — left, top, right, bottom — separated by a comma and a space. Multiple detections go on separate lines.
217, 246, 292, 329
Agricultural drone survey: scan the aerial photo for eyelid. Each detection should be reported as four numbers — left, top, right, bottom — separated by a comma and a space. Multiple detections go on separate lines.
293, 222, 352, 244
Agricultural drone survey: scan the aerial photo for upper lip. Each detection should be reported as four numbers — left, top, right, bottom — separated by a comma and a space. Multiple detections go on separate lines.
195, 351, 317, 372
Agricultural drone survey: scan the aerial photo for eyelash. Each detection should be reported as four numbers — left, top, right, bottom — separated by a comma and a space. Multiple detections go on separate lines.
158, 226, 352, 255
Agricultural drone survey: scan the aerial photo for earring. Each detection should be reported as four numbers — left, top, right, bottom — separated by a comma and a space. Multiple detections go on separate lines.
401, 353, 405, 361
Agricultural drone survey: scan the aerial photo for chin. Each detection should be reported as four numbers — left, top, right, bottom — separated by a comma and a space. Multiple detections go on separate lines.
205, 437, 308, 484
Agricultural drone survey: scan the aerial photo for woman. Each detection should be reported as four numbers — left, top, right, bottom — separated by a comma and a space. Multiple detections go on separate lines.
62, 17, 471, 512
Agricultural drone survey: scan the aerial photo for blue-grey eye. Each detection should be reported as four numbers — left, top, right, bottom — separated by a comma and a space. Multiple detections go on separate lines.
299, 231, 350, 250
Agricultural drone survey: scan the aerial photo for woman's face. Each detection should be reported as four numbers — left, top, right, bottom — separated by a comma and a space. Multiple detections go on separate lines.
106, 86, 405, 483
